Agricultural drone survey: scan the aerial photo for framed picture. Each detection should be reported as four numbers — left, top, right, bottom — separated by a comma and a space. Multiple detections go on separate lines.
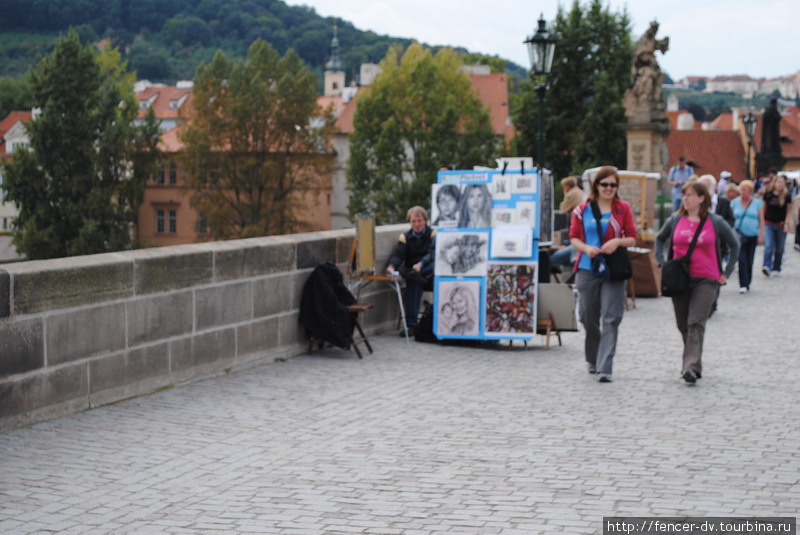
485, 263, 537, 336
435, 231, 489, 277
491, 208, 515, 227
491, 174, 512, 201
514, 201, 537, 227
457, 183, 492, 228
436, 279, 482, 337
490, 225, 532, 258
512, 173, 537, 194
431, 184, 462, 229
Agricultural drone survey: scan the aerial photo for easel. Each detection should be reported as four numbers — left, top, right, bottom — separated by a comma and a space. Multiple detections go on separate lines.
347, 215, 410, 346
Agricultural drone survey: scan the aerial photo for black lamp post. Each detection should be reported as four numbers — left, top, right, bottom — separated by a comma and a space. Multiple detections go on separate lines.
524, 14, 556, 168
742, 112, 756, 179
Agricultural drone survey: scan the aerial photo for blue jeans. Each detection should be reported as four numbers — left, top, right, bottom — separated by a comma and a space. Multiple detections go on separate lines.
550, 245, 576, 267
763, 223, 786, 272
737, 234, 758, 289
403, 263, 433, 327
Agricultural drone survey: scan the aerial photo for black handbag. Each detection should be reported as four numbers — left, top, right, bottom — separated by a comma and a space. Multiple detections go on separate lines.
590, 202, 632, 281
661, 217, 706, 297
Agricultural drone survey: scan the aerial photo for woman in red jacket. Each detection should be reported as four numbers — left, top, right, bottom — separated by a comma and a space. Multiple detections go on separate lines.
569, 166, 638, 382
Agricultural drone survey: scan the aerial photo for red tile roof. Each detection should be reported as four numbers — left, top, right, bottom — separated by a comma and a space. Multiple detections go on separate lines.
666, 130, 747, 180
752, 113, 800, 159
0, 111, 32, 156
136, 86, 193, 120
709, 113, 733, 130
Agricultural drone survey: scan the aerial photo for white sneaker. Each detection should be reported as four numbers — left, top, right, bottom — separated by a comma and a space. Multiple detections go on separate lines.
771, 270, 781, 276
762, 267, 771, 276
739, 287, 748, 294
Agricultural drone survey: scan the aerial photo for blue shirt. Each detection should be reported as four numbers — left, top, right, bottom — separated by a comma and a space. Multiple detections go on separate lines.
578, 205, 610, 271
731, 197, 763, 237
668, 164, 694, 200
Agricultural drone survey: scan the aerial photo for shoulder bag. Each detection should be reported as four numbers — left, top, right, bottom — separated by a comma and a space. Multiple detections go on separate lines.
589, 202, 632, 281
661, 216, 706, 297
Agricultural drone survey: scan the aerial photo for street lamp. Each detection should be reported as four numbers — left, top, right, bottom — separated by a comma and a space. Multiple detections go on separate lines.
741, 112, 756, 179
524, 14, 556, 168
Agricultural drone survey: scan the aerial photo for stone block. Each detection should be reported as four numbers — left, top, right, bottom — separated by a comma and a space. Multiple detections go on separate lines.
46, 303, 126, 365
290, 269, 311, 311
253, 275, 292, 318
127, 291, 193, 346
214, 238, 295, 281
296, 237, 337, 269
6, 254, 133, 315
0, 317, 44, 377
0, 362, 88, 418
89, 344, 170, 405
170, 328, 236, 373
236, 317, 280, 358
279, 312, 303, 347
0, 269, 9, 318
195, 281, 252, 330
132, 247, 213, 295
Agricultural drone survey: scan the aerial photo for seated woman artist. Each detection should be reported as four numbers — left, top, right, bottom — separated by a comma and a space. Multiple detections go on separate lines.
385, 206, 436, 337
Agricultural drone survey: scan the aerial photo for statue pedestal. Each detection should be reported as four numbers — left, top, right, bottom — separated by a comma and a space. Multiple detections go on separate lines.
624, 121, 669, 174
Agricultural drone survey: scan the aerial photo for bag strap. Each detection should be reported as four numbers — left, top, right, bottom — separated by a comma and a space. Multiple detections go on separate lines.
590, 201, 607, 245
735, 199, 753, 231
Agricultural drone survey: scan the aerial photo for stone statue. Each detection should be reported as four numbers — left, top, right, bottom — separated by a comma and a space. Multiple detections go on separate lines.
624, 21, 669, 124
761, 99, 781, 154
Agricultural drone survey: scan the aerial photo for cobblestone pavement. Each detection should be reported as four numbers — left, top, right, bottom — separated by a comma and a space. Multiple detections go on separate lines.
2, 246, 799, 534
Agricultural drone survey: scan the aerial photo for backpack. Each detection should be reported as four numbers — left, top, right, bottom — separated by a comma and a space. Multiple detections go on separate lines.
414, 301, 439, 344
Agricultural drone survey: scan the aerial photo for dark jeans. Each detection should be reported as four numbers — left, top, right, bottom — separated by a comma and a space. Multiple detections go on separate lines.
737, 234, 758, 289
763, 223, 786, 272
402, 264, 433, 327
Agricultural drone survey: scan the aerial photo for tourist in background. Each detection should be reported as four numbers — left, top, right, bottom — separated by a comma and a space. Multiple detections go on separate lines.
655, 182, 740, 385
716, 170, 731, 197
569, 166, 638, 383
551, 176, 584, 268
667, 156, 694, 212
730, 180, 764, 293
725, 183, 739, 202
761, 175, 791, 275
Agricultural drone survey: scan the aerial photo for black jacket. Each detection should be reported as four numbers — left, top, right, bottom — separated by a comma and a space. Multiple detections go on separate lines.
716, 197, 735, 227
387, 226, 436, 270
298, 262, 357, 350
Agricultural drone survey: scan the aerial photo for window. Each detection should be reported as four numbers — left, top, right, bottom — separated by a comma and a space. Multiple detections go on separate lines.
155, 165, 165, 185
168, 162, 177, 185
168, 210, 177, 234
156, 209, 165, 233
198, 213, 207, 235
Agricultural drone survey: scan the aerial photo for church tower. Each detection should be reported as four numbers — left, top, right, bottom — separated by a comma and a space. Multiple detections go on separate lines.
324, 24, 345, 97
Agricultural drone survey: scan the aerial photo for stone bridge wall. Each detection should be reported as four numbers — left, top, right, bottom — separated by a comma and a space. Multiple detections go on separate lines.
0, 225, 406, 432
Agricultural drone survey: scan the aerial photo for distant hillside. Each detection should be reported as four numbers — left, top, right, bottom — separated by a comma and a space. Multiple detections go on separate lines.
0, 0, 526, 86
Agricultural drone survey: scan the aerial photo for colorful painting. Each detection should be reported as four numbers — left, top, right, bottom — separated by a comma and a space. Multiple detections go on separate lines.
485, 263, 537, 335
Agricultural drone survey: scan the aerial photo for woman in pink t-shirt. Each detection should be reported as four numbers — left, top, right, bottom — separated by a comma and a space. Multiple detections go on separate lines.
655, 182, 740, 385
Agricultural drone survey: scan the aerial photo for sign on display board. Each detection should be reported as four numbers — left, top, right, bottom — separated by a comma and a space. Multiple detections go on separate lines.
431, 168, 544, 341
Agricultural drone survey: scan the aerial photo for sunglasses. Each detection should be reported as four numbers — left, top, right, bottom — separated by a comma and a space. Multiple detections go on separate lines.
597, 182, 618, 189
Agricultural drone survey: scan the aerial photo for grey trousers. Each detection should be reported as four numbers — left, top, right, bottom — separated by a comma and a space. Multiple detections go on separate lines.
670, 277, 719, 376
576, 270, 627, 375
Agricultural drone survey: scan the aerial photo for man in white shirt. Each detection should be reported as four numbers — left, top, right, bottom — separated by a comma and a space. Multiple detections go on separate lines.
717, 170, 731, 197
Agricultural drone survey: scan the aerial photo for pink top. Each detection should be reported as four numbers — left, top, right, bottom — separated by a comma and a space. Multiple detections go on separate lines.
672, 217, 721, 280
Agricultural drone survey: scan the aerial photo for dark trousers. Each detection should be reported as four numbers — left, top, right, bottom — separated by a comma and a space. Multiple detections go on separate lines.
737, 234, 758, 289
402, 264, 433, 327
671, 278, 719, 377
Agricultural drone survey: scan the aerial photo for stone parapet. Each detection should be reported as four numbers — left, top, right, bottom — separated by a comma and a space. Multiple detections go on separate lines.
0, 224, 406, 431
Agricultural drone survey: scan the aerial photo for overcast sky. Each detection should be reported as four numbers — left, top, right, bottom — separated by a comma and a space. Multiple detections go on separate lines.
284, 0, 799, 80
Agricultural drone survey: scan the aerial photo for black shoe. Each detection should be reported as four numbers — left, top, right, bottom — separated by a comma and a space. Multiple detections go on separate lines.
682, 370, 697, 384
400, 326, 415, 337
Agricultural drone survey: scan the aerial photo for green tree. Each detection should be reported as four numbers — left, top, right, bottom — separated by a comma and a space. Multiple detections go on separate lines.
513, 0, 632, 179
347, 42, 497, 223
0, 74, 33, 119
181, 39, 334, 239
3, 31, 161, 259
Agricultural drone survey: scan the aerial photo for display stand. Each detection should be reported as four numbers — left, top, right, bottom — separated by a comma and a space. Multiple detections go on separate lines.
431, 168, 550, 343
